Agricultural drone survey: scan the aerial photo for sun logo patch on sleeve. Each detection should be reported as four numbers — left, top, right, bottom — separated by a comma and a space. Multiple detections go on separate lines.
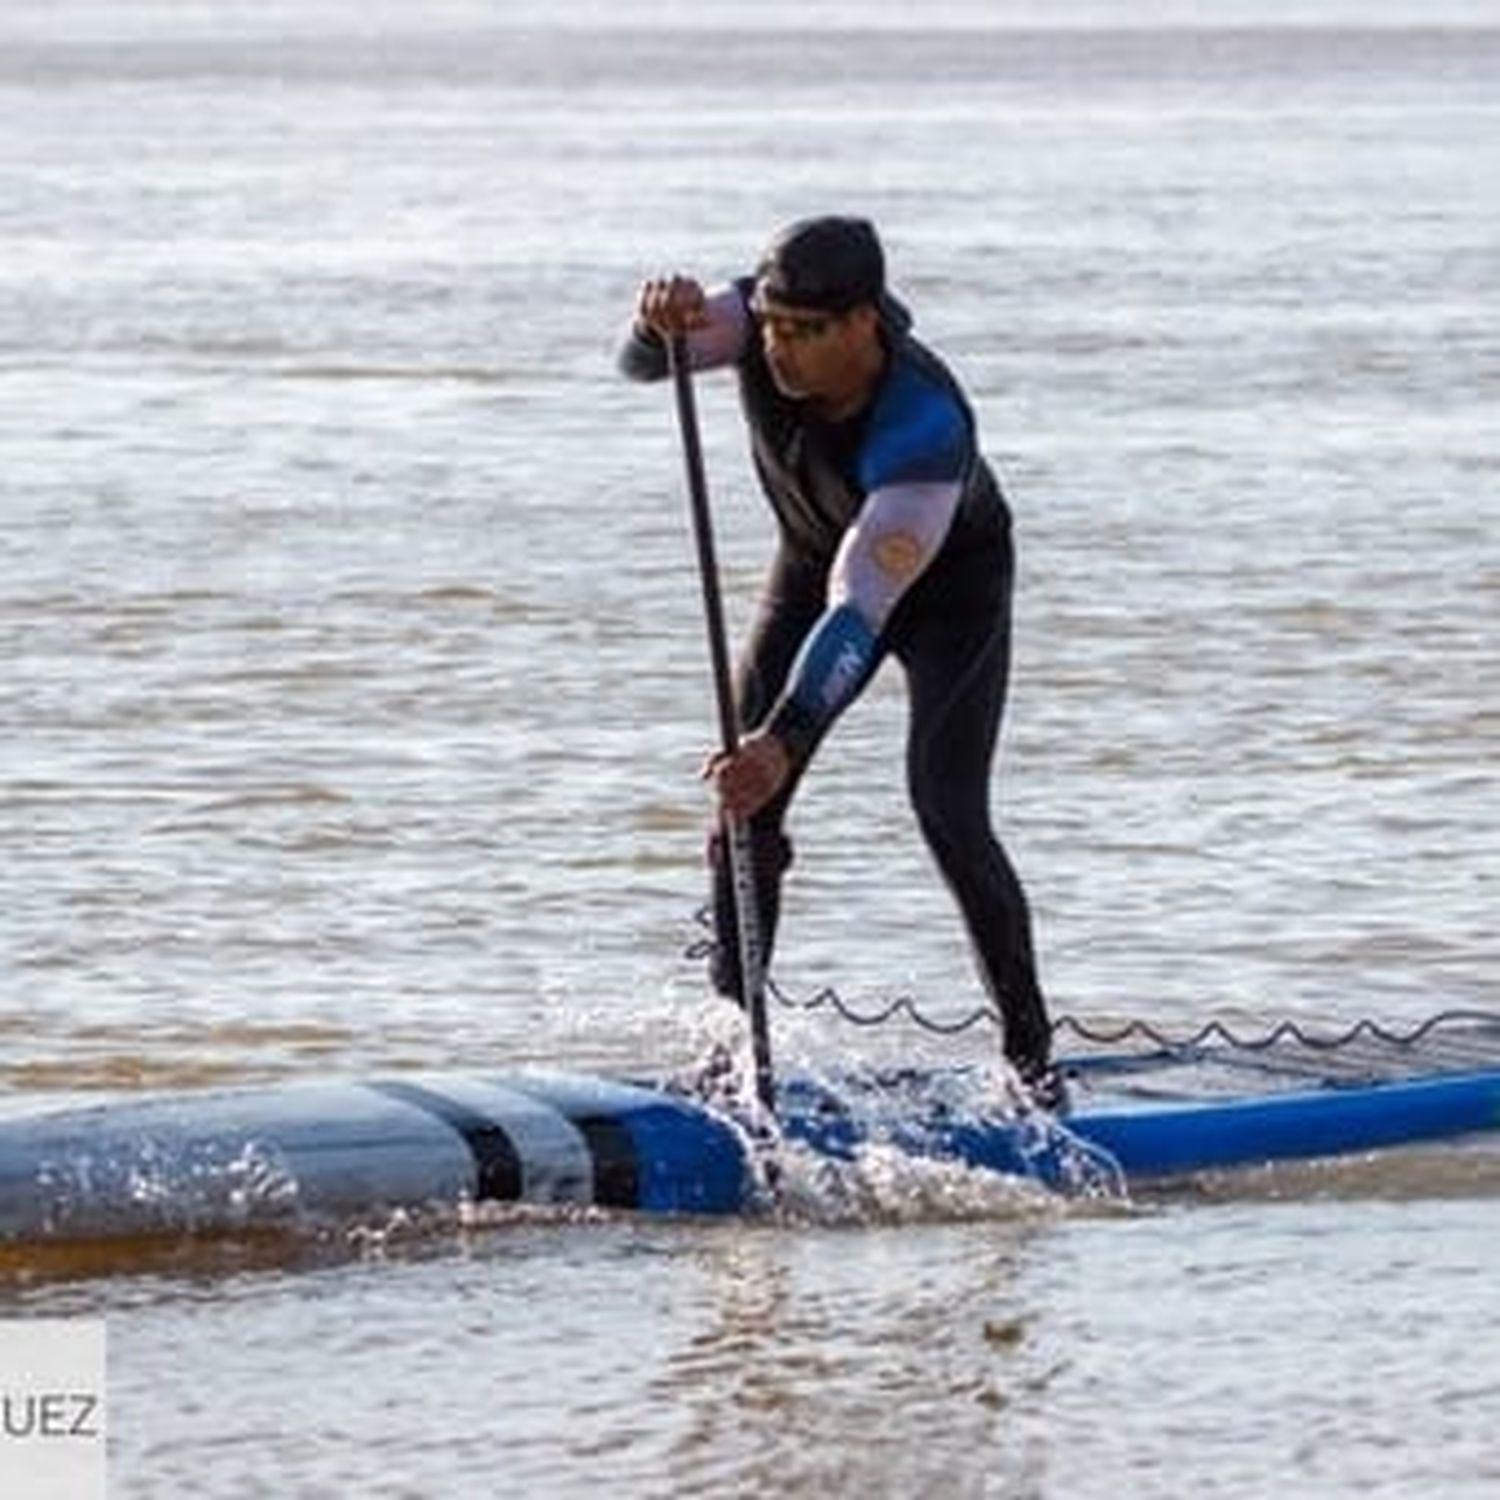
871, 529, 925, 582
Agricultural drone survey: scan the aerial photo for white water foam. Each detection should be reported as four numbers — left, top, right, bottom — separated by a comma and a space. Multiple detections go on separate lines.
673, 1024, 1130, 1224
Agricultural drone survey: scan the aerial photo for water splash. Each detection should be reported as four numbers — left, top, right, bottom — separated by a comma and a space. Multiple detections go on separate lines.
767, 1138, 1060, 1227
35, 1133, 301, 1239
671, 1031, 1129, 1222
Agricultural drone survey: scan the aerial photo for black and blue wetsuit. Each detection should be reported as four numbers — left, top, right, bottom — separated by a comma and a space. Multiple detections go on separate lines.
620, 280, 1052, 1078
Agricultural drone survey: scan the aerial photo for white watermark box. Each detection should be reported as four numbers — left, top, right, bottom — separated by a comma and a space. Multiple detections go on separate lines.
0, 1320, 106, 1500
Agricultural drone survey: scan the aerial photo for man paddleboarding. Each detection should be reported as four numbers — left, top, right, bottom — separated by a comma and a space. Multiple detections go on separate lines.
620, 216, 1060, 1107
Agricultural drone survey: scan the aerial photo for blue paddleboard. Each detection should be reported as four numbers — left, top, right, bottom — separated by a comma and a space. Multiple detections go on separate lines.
3, 1013, 1499, 1244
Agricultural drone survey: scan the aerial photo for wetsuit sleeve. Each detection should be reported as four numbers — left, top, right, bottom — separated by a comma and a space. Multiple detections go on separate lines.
617, 285, 750, 381
764, 480, 961, 762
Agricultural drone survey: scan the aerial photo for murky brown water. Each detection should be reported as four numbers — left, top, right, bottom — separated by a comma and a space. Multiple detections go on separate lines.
2, 2, 1497, 1493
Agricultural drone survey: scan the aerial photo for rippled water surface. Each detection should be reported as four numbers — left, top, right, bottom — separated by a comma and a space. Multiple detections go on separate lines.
2, 0, 1498, 1494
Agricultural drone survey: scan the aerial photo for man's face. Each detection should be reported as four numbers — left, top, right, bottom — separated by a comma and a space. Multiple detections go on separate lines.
753, 299, 877, 402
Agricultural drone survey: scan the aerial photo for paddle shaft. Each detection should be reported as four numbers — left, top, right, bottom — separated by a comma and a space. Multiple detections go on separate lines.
666, 333, 776, 1113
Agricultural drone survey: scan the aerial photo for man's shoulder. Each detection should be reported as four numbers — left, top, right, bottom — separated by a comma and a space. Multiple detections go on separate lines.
857, 340, 972, 491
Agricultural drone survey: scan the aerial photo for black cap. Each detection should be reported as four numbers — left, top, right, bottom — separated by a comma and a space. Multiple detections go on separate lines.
753, 216, 886, 315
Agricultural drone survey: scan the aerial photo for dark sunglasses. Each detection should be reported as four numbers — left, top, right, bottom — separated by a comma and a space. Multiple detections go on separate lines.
748, 296, 842, 342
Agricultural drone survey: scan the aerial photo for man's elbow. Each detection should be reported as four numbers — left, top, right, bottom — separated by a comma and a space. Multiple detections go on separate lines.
617, 328, 668, 382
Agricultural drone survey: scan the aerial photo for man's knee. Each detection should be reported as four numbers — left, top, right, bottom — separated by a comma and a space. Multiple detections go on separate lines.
706, 825, 794, 1004
909, 776, 984, 864
707, 823, 794, 877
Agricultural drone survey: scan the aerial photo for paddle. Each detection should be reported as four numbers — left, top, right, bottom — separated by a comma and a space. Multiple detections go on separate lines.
666, 332, 776, 1114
